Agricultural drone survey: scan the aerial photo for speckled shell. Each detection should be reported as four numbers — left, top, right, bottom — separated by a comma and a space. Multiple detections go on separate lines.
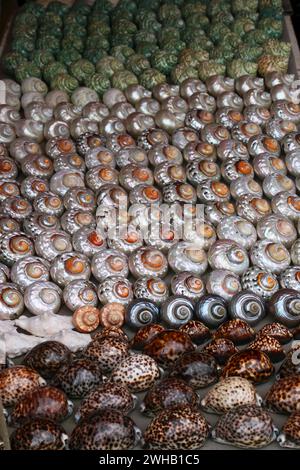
0, 215, 20, 234
201, 377, 262, 414
72, 227, 106, 258
84, 336, 129, 374
257, 322, 293, 345
24, 341, 72, 379
110, 353, 160, 393
45, 137, 76, 159
133, 277, 169, 305
241, 266, 279, 299
179, 320, 210, 345
265, 376, 300, 414
119, 164, 153, 190
23, 212, 61, 237
144, 330, 194, 369
213, 319, 255, 345
116, 147, 148, 167
52, 358, 102, 398
70, 410, 139, 450
278, 413, 300, 448
9, 386, 72, 425
221, 350, 274, 384
278, 346, 300, 378
212, 405, 277, 449
0, 365, 46, 406
280, 266, 300, 291
144, 406, 209, 450
169, 350, 218, 389
265, 118, 297, 140
248, 334, 285, 363
10, 418, 68, 450
171, 272, 206, 301
75, 382, 134, 422
184, 142, 217, 162
202, 338, 238, 365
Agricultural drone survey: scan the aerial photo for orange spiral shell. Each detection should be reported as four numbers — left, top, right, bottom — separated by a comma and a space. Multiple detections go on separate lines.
99, 303, 126, 328
73, 306, 100, 333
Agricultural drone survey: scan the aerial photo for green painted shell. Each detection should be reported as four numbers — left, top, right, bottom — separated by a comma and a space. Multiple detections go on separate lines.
83, 49, 108, 65
71, 3, 91, 16
113, 9, 135, 22
163, 17, 185, 30
171, 64, 198, 85
126, 54, 150, 76
31, 49, 55, 70
210, 47, 235, 65
40, 11, 63, 27
85, 35, 110, 52
209, 24, 231, 43
259, 0, 282, 8
96, 56, 124, 78
21, 3, 45, 18
158, 4, 181, 22
36, 36, 60, 54
92, 0, 115, 14
212, 11, 234, 26
110, 34, 135, 49
136, 42, 159, 59
111, 70, 138, 91
69, 59, 95, 83
258, 54, 289, 76
232, 18, 256, 36
112, 19, 137, 35
236, 11, 259, 21
163, 39, 186, 55
38, 23, 63, 39
158, 27, 181, 46
185, 14, 210, 32
63, 24, 87, 39
2, 52, 27, 75
151, 50, 178, 75
47, 1, 69, 16
137, 15, 161, 32
13, 12, 38, 28
57, 48, 82, 67
135, 9, 156, 24
51, 73, 79, 94
88, 21, 110, 37
64, 13, 88, 28
85, 73, 111, 96
198, 61, 226, 82
232, 0, 258, 14
179, 48, 209, 68
61, 36, 85, 53
221, 32, 243, 49
11, 38, 34, 58
227, 59, 258, 78
15, 62, 42, 82
43, 62, 68, 84
139, 68, 166, 90
135, 31, 157, 46
189, 37, 214, 52
181, 3, 206, 18
263, 39, 291, 58
12, 25, 36, 41
235, 44, 264, 62
244, 29, 270, 46
110, 46, 135, 63
207, 1, 231, 18
258, 18, 283, 38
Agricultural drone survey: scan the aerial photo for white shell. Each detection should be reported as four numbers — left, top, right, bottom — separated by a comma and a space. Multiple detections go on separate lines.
217, 216, 257, 250
256, 214, 297, 247
250, 239, 291, 274
35, 230, 72, 261
50, 252, 91, 287
168, 241, 208, 275
15, 312, 73, 337
0, 283, 24, 320
63, 280, 98, 312
206, 269, 241, 301
48, 329, 91, 352
10, 256, 50, 292
1, 331, 44, 358
208, 240, 249, 275
24, 281, 62, 315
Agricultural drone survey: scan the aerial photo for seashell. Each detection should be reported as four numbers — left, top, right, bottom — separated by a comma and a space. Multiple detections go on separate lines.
75, 382, 135, 422
231, 121, 262, 144
204, 201, 236, 226
201, 377, 262, 414
213, 318, 255, 345
171, 272, 205, 301
144, 330, 195, 369
69, 118, 98, 140
54, 102, 81, 123
53, 152, 85, 172
86, 165, 118, 192
85, 147, 116, 169
43, 120, 70, 140
212, 405, 277, 449
265, 72, 295, 89
168, 242, 208, 276
24, 101, 53, 124
71, 87, 99, 109
35, 230, 72, 261
180, 79, 206, 100
125, 112, 155, 138
272, 192, 300, 222
125, 299, 160, 330
92, 249, 128, 282
0, 231, 34, 266
250, 240, 290, 274
0, 156, 18, 180
235, 76, 264, 96
278, 413, 300, 449
63, 280, 98, 313
201, 123, 230, 146
76, 132, 106, 156
129, 247, 168, 279
217, 216, 257, 250
93, 327, 128, 344
16, 311, 72, 339
106, 133, 135, 154
197, 180, 230, 204
100, 115, 126, 135
163, 182, 197, 204
1, 330, 43, 358
205, 76, 234, 97
50, 252, 90, 287
63, 187, 96, 213
0, 282, 24, 320
216, 92, 243, 111
116, 147, 147, 168
45, 90, 70, 109
119, 164, 153, 190
141, 377, 198, 416
184, 142, 217, 163
244, 105, 271, 127
257, 214, 297, 247
1, 196, 33, 221
155, 110, 184, 134
110, 102, 135, 120
9, 386, 72, 425
0, 214, 20, 234
71, 409, 141, 451
202, 337, 238, 365
271, 101, 300, 123
23, 212, 60, 237
266, 118, 297, 140
268, 289, 300, 327
0, 179, 20, 202
0, 263, 9, 283
33, 192, 64, 216
230, 176, 263, 200
103, 89, 126, 109
82, 101, 109, 122
282, 131, 300, 153
194, 294, 228, 328
23, 280, 62, 316
97, 276, 133, 305
24, 341, 72, 379
228, 290, 266, 326
265, 376, 300, 414
0, 365, 46, 407
215, 107, 243, 130
45, 137, 76, 159
280, 266, 300, 291
111, 353, 160, 393
48, 330, 91, 353
96, 184, 128, 211
160, 296, 193, 328
248, 334, 285, 363
241, 266, 279, 299
99, 303, 125, 329
72, 306, 100, 333
144, 406, 209, 450
248, 134, 281, 158
10, 418, 68, 450
186, 160, 220, 186
185, 109, 215, 131
221, 349, 274, 384
10, 256, 50, 292
72, 227, 106, 258
236, 194, 272, 224
243, 89, 271, 108
253, 154, 286, 180
169, 349, 218, 389
154, 162, 186, 187
130, 323, 165, 351
217, 139, 249, 162
258, 322, 293, 345
125, 84, 152, 104
52, 358, 102, 398
133, 276, 169, 305
84, 335, 129, 374
188, 92, 216, 113
208, 240, 249, 275
50, 169, 85, 197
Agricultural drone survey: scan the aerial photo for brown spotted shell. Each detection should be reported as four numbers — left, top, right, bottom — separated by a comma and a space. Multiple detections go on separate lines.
257, 322, 293, 344
179, 320, 211, 345
169, 350, 219, 389
10, 418, 68, 450
72, 306, 100, 333
202, 338, 238, 365
84, 336, 129, 374
265, 375, 300, 414
110, 353, 160, 393
278, 413, 300, 448
213, 319, 255, 345
130, 323, 165, 350
144, 330, 195, 368
221, 350, 274, 384
248, 334, 285, 363
0, 365, 46, 406
93, 326, 129, 343
24, 341, 72, 379
277, 347, 300, 378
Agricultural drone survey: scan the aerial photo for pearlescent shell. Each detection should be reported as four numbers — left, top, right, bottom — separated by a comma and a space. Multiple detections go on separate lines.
250, 240, 290, 274
35, 230, 72, 261
10, 418, 68, 450
10, 256, 50, 292
24, 281, 62, 315
268, 289, 300, 327
0, 365, 46, 406
206, 269, 241, 301
168, 242, 208, 276
129, 247, 168, 279
50, 252, 90, 287
208, 240, 249, 275
229, 290, 266, 326
265, 376, 300, 414
241, 266, 279, 299
97, 276, 133, 305
257, 214, 297, 248
171, 272, 206, 301
110, 353, 160, 393
217, 216, 257, 250
221, 350, 274, 384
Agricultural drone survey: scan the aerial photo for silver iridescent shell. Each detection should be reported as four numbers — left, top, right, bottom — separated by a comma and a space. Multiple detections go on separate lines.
208, 240, 249, 275
50, 251, 91, 287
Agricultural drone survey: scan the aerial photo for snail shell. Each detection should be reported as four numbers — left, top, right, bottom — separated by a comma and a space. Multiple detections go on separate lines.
206, 75, 234, 97
45, 137, 76, 159
272, 192, 300, 221
45, 90, 70, 109
217, 92, 243, 110
50, 170, 85, 197
35, 230, 72, 261
253, 154, 286, 179
133, 276, 169, 305
82, 102, 109, 122
257, 214, 297, 247
188, 92, 216, 113
10, 256, 50, 292
125, 112, 155, 138
172, 128, 199, 151
280, 266, 300, 290
1, 196, 33, 221
108, 227, 143, 255
217, 139, 249, 161
23, 212, 61, 237
230, 176, 263, 199
60, 209, 95, 235
265, 118, 297, 140
243, 89, 271, 108
206, 269, 241, 301
24, 281, 62, 315
231, 121, 262, 144
72, 227, 106, 258
250, 240, 290, 274
271, 101, 300, 123
63, 280, 98, 312
277, 413, 300, 449
221, 159, 254, 183
0, 179, 20, 202
153, 83, 179, 102
171, 272, 206, 301
85, 147, 116, 169
160, 295, 194, 328
69, 119, 98, 140
282, 131, 300, 153
201, 123, 230, 145
96, 184, 128, 209
33, 192, 64, 216
0, 105, 21, 125
129, 247, 168, 279
71, 87, 99, 109
0, 156, 18, 180
22, 175, 49, 200
103, 88, 126, 109
0, 262, 9, 283
263, 174, 296, 199
286, 149, 300, 177
0, 231, 34, 266
236, 194, 272, 224
0, 215, 20, 234
136, 98, 160, 116
125, 299, 160, 330
73, 306, 100, 333
268, 289, 300, 327
168, 242, 208, 276
248, 135, 281, 157
99, 303, 126, 329
129, 184, 162, 205
228, 290, 266, 326
265, 72, 295, 89
125, 84, 152, 104
215, 107, 244, 129
186, 160, 220, 186
197, 180, 230, 203
91, 249, 128, 281
265, 375, 300, 414
116, 147, 148, 168
217, 216, 257, 250
204, 202, 236, 226
53, 154, 84, 177
106, 133, 135, 153
99, 115, 126, 135
54, 103, 81, 124
43, 120, 70, 140
76, 132, 107, 156
50, 252, 90, 287
0, 283, 24, 319
185, 109, 215, 131
97, 276, 133, 305
86, 166, 119, 192
244, 105, 271, 126
184, 142, 217, 163
137, 128, 169, 151
63, 187, 96, 213
155, 110, 184, 134
154, 162, 186, 187
119, 165, 153, 190
241, 266, 279, 299
110, 102, 135, 120
208, 240, 249, 275
24, 102, 53, 123
235, 76, 264, 96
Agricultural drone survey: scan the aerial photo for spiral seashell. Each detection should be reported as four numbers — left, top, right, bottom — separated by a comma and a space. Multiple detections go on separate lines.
154, 110, 184, 134
184, 142, 217, 163
35, 230, 72, 262
50, 252, 91, 287
185, 109, 215, 132
54, 103, 81, 124
10, 256, 50, 292
148, 145, 182, 167
186, 160, 220, 186
129, 184, 162, 205
0, 262, 9, 283
2, 79, 21, 97
244, 105, 271, 127
110, 102, 136, 121
76, 132, 106, 157
0, 283, 24, 320
271, 100, 300, 123
86, 166, 119, 192
0, 105, 21, 125
215, 107, 244, 130
253, 154, 286, 180
268, 289, 300, 327
21, 92, 44, 109
217, 139, 249, 162
63, 280, 98, 312
72, 306, 100, 333
45, 137, 76, 159
217, 92, 244, 111
234, 76, 264, 96
241, 266, 279, 299
265, 118, 297, 140
71, 87, 99, 109
187, 92, 216, 113
82, 102, 109, 122
24, 281, 62, 316
21, 154, 54, 179
171, 272, 206, 301
60, 209, 94, 236
106, 133, 135, 154
50, 170, 85, 197
125, 299, 160, 330
24, 102, 53, 124
102, 89, 126, 110
9, 137, 42, 162
69, 118, 98, 140
99, 303, 126, 329
201, 124, 230, 145
257, 214, 297, 247
85, 147, 115, 169
133, 277, 169, 305
282, 132, 300, 153
129, 247, 168, 279
265, 72, 294, 89
271, 192, 300, 221
153, 162, 186, 187
63, 187, 96, 213
206, 75, 234, 97
0, 231, 34, 266
0, 123, 16, 144
160, 296, 194, 328
20, 177, 46, 202
33, 192, 64, 216
125, 84, 152, 105
248, 135, 281, 158
119, 165, 153, 191
280, 266, 300, 291
221, 159, 254, 183
228, 290, 266, 326
230, 176, 263, 200
231, 121, 262, 144
43, 120, 70, 140
236, 194, 272, 224
195, 294, 228, 328
285, 149, 300, 177
204, 202, 236, 226
23, 212, 60, 238
206, 269, 241, 301
1, 195, 32, 221
263, 174, 296, 199
21, 77, 47, 95
250, 240, 291, 274
208, 240, 249, 275
125, 112, 155, 138
72, 227, 106, 258
45, 90, 70, 109
171, 128, 198, 151
0, 179, 20, 202
97, 276, 133, 305
180, 79, 205, 100
197, 180, 230, 203
217, 216, 257, 250
168, 241, 208, 276
243, 89, 271, 108
136, 98, 160, 117
92, 249, 128, 282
